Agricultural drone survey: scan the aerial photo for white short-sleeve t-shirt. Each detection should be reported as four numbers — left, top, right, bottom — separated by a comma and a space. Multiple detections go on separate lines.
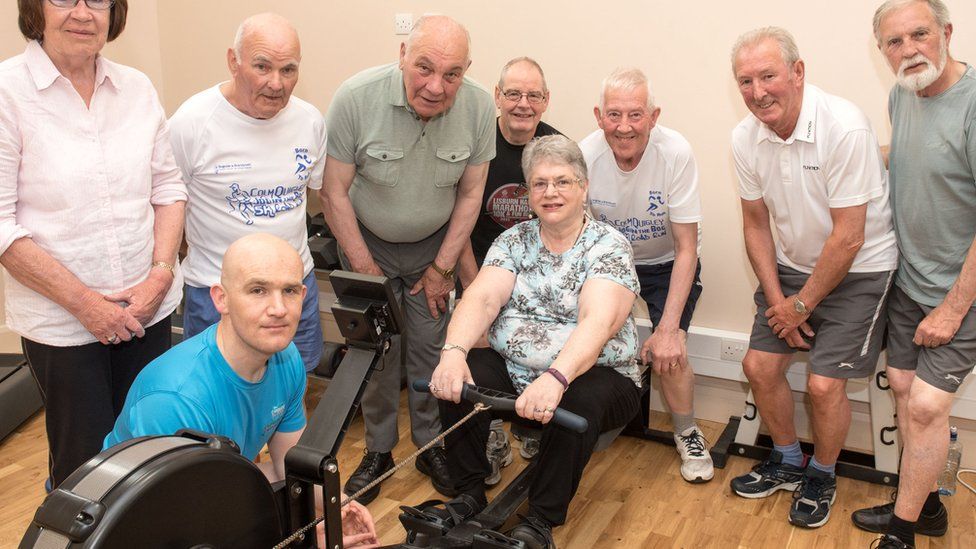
731, 84, 897, 274
581, 125, 702, 266
169, 85, 327, 287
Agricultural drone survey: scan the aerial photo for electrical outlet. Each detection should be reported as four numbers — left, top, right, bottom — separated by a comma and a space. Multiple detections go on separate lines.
394, 13, 413, 35
720, 338, 747, 362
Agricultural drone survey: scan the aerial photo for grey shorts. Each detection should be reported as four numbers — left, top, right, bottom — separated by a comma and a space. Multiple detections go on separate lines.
750, 265, 894, 379
886, 284, 976, 393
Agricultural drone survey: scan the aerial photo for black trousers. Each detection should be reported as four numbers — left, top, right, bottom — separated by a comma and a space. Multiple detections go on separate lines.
23, 317, 172, 488
440, 348, 640, 526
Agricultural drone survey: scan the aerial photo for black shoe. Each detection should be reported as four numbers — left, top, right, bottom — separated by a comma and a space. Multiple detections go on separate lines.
416, 446, 458, 497
507, 515, 555, 549
851, 493, 948, 536
871, 534, 914, 548
344, 450, 393, 504
730, 450, 805, 498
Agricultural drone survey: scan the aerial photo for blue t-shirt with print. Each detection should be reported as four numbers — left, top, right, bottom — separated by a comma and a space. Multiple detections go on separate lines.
484, 217, 641, 392
104, 323, 306, 460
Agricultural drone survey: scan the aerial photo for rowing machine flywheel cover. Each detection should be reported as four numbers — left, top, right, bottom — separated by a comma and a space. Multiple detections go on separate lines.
20, 431, 284, 549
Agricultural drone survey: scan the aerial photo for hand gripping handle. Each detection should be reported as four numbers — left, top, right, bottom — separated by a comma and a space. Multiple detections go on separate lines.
413, 379, 588, 434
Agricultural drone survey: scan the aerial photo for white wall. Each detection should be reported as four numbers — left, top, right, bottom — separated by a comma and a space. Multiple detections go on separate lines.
4, 0, 974, 336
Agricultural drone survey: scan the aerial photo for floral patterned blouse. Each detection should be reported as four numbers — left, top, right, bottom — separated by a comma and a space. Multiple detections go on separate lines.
484, 217, 641, 392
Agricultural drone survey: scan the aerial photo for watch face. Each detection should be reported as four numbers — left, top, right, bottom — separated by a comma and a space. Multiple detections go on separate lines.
794, 300, 806, 314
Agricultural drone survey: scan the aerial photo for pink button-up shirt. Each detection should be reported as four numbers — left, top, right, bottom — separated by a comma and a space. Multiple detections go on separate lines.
0, 41, 187, 346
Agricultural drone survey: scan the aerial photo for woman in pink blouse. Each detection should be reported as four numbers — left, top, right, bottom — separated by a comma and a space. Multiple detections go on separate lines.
0, 0, 186, 489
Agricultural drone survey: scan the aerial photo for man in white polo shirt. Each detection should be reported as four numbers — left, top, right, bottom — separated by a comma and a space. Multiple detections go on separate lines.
581, 67, 713, 484
169, 13, 327, 371
728, 27, 898, 529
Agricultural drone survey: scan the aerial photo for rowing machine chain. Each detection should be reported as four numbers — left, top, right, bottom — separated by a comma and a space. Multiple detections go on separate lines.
272, 401, 491, 548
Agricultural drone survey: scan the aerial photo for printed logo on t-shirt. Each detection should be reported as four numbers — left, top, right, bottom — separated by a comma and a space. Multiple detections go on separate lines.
214, 162, 252, 174
487, 183, 532, 228
598, 214, 669, 242
646, 190, 666, 214
262, 403, 286, 435
225, 182, 305, 225
294, 147, 313, 182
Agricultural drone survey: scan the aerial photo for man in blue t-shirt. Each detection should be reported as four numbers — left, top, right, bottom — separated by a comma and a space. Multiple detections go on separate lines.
105, 233, 377, 547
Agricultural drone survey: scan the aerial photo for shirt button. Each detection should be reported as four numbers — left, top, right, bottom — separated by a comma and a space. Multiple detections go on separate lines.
381, 154, 387, 159
451, 154, 456, 160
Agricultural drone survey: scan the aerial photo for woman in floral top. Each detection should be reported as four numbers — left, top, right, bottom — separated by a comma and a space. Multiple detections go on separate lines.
424, 135, 641, 548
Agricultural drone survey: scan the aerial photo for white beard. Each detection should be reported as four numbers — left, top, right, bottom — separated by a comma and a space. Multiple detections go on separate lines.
895, 39, 948, 92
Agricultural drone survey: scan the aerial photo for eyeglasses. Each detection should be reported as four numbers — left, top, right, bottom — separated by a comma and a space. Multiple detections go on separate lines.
501, 89, 547, 104
48, 0, 115, 10
526, 177, 581, 193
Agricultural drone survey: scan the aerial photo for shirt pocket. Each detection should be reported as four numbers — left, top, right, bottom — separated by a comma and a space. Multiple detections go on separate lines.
361, 147, 404, 187
433, 147, 470, 188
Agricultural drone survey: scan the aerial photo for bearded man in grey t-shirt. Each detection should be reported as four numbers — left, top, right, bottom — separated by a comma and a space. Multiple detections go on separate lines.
852, 2, 976, 547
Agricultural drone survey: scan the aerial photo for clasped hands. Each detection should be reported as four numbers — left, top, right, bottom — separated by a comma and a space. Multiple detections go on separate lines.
764, 294, 815, 350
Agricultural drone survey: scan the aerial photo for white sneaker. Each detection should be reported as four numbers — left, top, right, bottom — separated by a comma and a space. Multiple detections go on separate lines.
674, 426, 714, 483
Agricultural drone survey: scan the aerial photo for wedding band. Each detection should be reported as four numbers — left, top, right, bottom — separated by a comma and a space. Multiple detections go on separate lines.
107, 334, 119, 344
428, 383, 439, 393
544, 407, 554, 413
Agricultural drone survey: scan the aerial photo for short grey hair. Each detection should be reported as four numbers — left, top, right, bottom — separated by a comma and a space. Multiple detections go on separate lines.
873, 0, 951, 46
498, 57, 548, 93
599, 67, 655, 111
406, 15, 472, 63
731, 27, 801, 74
522, 135, 588, 183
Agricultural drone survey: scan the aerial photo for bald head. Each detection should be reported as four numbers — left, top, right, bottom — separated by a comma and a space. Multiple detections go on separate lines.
225, 12, 301, 119
233, 12, 300, 63
404, 15, 471, 64
398, 15, 472, 121
221, 233, 304, 288
213, 233, 306, 363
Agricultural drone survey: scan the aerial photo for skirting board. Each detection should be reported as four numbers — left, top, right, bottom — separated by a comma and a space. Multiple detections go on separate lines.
317, 286, 976, 467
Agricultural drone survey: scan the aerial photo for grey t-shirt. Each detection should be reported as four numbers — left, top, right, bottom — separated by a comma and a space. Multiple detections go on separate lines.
326, 63, 496, 243
889, 65, 976, 307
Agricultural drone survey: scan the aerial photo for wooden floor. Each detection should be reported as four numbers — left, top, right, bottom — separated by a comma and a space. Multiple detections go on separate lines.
2, 379, 974, 548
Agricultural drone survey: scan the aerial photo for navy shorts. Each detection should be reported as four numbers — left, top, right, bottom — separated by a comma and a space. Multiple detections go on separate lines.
636, 260, 702, 331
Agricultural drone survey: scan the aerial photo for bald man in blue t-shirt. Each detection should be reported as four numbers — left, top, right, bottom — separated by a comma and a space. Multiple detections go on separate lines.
105, 233, 377, 547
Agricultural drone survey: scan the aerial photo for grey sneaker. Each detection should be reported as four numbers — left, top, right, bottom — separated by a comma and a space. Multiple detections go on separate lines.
518, 433, 540, 460
485, 420, 513, 486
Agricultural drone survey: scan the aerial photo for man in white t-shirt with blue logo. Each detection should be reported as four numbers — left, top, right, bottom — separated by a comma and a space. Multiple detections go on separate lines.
728, 27, 898, 529
581, 67, 712, 485
169, 13, 327, 371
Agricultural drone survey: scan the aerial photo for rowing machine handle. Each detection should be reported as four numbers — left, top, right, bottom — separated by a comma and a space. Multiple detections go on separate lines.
413, 379, 589, 434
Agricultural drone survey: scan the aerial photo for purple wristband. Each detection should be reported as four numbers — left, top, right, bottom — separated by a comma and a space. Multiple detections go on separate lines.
544, 368, 569, 390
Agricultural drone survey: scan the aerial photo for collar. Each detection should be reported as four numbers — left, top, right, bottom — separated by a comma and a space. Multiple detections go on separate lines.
24, 39, 119, 93
388, 63, 409, 108
756, 83, 818, 145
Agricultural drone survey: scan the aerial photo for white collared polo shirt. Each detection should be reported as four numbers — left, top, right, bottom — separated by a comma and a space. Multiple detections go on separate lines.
731, 83, 898, 274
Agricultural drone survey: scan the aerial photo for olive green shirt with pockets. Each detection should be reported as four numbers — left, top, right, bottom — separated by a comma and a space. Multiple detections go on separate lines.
326, 63, 496, 243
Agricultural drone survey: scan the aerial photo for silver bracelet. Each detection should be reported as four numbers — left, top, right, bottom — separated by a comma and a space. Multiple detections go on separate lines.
441, 343, 468, 357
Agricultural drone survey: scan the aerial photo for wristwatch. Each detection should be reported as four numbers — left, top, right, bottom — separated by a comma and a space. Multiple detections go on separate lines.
430, 261, 456, 280
793, 296, 809, 315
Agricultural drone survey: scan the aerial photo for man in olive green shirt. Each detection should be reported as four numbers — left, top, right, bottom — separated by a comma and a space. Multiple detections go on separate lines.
320, 15, 495, 504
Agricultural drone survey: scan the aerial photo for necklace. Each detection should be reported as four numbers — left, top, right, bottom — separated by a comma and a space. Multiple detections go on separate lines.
541, 214, 588, 253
